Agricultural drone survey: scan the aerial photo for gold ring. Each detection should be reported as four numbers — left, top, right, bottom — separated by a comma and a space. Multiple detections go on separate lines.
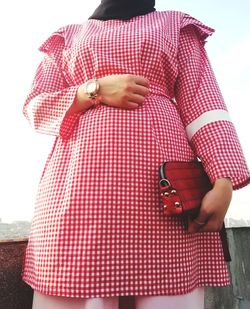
194, 219, 206, 225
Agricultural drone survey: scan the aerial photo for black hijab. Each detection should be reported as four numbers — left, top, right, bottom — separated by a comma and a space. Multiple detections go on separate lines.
89, 0, 156, 21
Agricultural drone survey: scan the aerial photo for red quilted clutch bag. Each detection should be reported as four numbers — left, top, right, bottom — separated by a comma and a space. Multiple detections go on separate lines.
159, 161, 212, 217
159, 160, 231, 262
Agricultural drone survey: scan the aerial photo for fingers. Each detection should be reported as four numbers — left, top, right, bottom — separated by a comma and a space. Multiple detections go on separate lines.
187, 186, 229, 234
130, 76, 150, 98
134, 84, 150, 97
125, 102, 139, 109
129, 93, 147, 104
188, 214, 224, 234
198, 219, 224, 232
103, 74, 150, 109
134, 75, 150, 88
188, 214, 209, 234
187, 205, 211, 233
123, 81, 150, 109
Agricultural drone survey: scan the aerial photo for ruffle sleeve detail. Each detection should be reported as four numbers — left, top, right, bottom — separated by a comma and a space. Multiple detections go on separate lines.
180, 13, 215, 43
23, 25, 83, 140
39, 29, 65, 53
175, 14, 250, 191
39, 24, 81, 53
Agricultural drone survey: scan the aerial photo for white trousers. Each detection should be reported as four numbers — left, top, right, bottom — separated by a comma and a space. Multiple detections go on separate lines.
32, 287, 204, 309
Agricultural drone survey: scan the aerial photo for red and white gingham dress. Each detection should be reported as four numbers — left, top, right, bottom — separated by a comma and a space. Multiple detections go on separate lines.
22, 10, 250, 298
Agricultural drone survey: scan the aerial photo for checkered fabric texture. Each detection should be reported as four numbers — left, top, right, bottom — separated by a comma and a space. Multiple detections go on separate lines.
22, 10, 250, 298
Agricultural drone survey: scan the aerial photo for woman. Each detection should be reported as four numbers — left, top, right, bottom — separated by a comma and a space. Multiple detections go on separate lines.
22, 0, 250, 308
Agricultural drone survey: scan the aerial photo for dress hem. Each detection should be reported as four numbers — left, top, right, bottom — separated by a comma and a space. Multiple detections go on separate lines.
22, 276, 231, 299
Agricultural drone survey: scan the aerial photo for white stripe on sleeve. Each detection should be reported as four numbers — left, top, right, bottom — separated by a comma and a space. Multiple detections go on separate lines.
186, 109, 232, 140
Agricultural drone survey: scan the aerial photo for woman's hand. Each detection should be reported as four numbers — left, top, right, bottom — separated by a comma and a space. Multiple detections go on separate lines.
67, 74, 150, 116
188, 178, 233, 233
98, 74, 150, 109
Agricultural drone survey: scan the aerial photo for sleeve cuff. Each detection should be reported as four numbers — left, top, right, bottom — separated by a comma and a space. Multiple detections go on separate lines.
190, 121, 250, 191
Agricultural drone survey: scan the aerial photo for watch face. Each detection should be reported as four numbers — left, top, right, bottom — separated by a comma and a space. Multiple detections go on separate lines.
86, 81, 97, 94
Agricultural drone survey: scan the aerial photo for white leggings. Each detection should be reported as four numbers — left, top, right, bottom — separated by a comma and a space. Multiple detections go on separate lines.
32, 287, 204, 309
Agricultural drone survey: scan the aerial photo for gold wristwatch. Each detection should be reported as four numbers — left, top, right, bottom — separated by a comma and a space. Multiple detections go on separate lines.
83, 79, 101, 106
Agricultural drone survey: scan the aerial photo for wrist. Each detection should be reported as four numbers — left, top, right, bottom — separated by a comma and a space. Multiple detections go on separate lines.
97, 77, 105, 102
83, 78, 102, 107
214, 177, 232, 190
77, 84, 94, 108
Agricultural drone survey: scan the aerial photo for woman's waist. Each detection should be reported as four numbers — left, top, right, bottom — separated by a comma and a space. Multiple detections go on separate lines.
78, 97, 183, 136
148, 83, 174, 101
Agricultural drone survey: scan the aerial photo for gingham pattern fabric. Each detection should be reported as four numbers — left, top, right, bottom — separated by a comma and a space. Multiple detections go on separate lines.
22, 10, 250, 298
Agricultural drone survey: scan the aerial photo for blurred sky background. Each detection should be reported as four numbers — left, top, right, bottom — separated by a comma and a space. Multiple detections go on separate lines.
0, 0, 249, 223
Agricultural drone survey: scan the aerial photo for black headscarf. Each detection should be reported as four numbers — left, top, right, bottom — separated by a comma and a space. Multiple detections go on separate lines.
88, 0, 156, 21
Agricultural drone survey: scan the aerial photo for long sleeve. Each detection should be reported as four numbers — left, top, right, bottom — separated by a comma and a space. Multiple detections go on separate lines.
174, 15, 250, 190
22, 29, 81, 140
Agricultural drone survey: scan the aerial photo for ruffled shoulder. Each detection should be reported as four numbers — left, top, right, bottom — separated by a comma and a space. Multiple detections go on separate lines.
39, 24, 82, 53
180, 13, 215, 42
